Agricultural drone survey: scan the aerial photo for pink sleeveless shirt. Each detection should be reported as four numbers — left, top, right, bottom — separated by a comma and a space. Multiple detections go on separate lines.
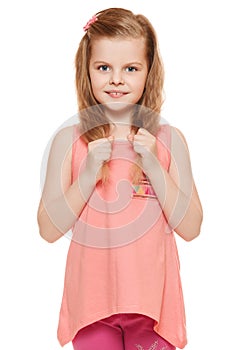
57, 124, 187, 348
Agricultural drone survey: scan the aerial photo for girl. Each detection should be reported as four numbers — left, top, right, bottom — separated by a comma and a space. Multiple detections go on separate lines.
37, 7, 203, 350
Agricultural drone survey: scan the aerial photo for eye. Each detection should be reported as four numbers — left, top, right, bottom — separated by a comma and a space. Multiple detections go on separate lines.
125, 66, 137, 72
98, 65, 110, 72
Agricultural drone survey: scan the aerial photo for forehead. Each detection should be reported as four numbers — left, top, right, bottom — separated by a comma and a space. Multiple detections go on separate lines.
90, 37, 147, 63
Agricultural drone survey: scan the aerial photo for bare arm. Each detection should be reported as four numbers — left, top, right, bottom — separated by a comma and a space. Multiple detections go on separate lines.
130, 126, 203, 241
164, 126, 203, 240
37, 126, 113, 243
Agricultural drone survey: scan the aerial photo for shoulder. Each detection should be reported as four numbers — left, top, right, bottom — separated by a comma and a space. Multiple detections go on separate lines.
168, 125, 193, 178
170, 126, 190, 153
156, 124, 192, 173
50, 124, 81, 153
156, 123, 171, 143
52, 125, 75, 144
156, 123, 190, 149
47, 125, 78, 167
158, 123, 186, 140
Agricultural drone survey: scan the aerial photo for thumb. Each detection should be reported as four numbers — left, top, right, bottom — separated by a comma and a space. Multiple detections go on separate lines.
108, 135, 114, 142
137, 128, 149, 135
127, 134, 134, 142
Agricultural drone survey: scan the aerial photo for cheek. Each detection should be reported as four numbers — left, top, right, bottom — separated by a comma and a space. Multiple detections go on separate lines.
89, 74, 106, 101
131, 73, 147, 91
90, 78, 100, 97
90, 74, 106, 90
134, 80, 147, 96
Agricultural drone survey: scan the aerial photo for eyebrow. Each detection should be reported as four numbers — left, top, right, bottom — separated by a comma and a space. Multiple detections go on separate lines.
92, 61, 144, 67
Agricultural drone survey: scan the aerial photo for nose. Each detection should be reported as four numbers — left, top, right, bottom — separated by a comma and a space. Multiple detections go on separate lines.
109, 70, 124, 85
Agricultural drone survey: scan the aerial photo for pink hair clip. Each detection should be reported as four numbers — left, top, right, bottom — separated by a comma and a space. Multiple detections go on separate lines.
83, 15, 98, 31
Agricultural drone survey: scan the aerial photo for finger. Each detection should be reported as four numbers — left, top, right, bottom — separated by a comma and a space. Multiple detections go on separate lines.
133, 134, 147, 143
133, 143, 145, 156
127, 134, 134, 142
88, 137, 113, 152
137, 128, 150, 135
97, 153, 111, 162
108, 136, 114, 143
90, 137, 110, 145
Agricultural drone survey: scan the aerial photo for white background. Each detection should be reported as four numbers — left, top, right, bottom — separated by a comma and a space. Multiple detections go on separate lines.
0, 0, 232, 349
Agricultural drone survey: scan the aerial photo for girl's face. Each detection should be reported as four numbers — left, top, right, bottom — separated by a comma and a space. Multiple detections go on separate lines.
89, 37, 148, 108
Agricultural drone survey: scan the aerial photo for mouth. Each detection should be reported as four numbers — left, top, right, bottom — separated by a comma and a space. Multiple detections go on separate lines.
105, 90, 128, 98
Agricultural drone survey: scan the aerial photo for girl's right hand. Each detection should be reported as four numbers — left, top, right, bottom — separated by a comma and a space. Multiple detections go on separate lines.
86, 136, 114, 182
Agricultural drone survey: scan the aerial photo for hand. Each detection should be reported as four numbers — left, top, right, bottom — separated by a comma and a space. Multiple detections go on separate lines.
127, 128, 158, 174
86, 136, 114, 182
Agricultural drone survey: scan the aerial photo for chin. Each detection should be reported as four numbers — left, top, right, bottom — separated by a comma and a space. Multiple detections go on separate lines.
102, 101, 136, 112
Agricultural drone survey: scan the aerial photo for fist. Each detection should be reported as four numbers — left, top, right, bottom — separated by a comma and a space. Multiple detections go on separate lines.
86, 136, 114, 181
127, 128, 157, 173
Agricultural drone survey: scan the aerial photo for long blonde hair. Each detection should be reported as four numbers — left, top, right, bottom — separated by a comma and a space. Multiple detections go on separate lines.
75, 8, 165, 182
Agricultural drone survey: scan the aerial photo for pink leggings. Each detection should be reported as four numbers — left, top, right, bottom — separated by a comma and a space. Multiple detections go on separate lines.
72, 313, 176, 350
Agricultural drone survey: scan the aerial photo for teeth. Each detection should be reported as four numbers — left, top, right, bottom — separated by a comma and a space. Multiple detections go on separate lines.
107, 91, 126, 97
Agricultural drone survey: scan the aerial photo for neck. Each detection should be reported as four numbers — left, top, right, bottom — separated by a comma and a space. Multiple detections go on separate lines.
103, 102, 134, 124
110, 122, 132, 140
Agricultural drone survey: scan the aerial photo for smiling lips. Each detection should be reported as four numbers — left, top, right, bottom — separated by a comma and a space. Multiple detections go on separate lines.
106, 90, 128, 98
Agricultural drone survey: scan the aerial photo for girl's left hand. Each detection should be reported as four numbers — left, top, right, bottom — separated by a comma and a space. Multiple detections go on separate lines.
127, 128, 158, 173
